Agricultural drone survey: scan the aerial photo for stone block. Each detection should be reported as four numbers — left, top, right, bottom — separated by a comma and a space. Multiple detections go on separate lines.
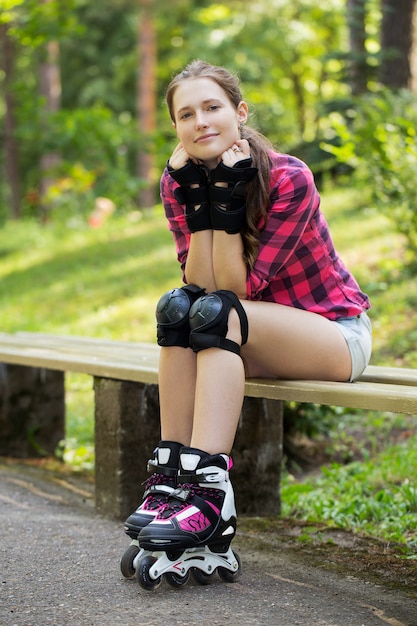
0, 363, 65, 457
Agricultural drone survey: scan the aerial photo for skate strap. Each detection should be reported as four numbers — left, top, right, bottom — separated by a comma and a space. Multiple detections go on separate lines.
147, 459, 178, 478
143, 483, 174, 499
177, 469, 229, 485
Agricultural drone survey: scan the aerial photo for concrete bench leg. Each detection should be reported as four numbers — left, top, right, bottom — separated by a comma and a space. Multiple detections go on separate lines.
0, 363, 65, 457
94, 377, 283, 519
94, 378, 160, 520
233, 397, 283, 515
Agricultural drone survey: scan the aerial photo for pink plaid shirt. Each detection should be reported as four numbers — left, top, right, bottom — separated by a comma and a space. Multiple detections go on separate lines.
160, 151, 370, 321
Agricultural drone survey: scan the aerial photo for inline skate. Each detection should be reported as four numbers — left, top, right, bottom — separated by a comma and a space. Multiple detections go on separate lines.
135, 447, 241, 590
120, 441, 181, 579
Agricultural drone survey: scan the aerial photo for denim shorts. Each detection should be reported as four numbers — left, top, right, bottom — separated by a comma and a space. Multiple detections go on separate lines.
333, 312, 372, 382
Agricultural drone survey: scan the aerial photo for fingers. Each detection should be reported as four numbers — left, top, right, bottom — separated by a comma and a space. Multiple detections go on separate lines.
235, 139, 250, 156
169, 143, 191, 170
221, 140, 251, 167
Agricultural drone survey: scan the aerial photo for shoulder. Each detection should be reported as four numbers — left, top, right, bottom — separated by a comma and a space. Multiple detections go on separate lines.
160, 166, 177, 196
268, 150, 315, 186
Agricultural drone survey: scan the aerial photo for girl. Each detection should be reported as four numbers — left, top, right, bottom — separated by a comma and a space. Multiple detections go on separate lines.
124, 60, 371, 573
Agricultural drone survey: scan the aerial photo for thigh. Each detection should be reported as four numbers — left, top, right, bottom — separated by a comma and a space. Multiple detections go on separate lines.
240, 300, 352, 382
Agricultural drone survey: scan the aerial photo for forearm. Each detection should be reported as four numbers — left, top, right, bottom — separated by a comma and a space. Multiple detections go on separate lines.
212, 231, 247, 299
184, 230, 217, 292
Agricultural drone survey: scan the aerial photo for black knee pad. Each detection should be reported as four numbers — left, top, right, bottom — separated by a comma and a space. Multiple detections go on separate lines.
156, 284, 205, 348
189, 290, 248, 356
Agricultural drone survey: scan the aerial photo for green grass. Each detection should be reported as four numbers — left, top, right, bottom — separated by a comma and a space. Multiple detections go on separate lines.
1, 186, 416, 554
281, 408, 417, 554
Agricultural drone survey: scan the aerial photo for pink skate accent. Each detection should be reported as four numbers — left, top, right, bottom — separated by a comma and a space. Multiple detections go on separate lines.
157, 503, 192, 521
227, 457, 233, 471
178, 510, 211, 533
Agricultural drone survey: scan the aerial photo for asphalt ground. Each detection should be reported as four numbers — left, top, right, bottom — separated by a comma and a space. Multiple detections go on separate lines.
1, 458, 416, 626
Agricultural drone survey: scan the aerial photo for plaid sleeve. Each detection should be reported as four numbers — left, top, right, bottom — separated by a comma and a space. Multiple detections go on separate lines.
246, 157, 320, 300
160, 168, 190, 282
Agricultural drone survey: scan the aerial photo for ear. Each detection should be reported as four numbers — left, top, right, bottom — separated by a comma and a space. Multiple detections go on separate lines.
237, 101, 248, 125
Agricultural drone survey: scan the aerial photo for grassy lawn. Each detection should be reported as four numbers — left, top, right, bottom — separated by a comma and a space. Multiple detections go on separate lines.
1, 185, 416, 554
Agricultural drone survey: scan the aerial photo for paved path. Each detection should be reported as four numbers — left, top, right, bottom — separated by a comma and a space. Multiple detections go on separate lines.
0, 459, 416, 626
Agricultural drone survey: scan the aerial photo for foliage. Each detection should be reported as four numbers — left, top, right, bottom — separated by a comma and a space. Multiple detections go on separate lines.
282, 432, 417, 555
0, 0, 366, 218
39, 106, 143, 216
324, 88, 417, 264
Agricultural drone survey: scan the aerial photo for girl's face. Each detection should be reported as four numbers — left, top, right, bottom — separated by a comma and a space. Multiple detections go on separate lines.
172, 77, 248, 168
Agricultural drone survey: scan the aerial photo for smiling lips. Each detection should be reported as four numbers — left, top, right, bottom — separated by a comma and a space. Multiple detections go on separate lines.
195, 133, 218, 143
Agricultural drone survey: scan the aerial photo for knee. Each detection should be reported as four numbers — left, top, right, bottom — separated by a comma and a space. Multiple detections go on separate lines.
189, 290, 248, 356
156, 284, 205, 347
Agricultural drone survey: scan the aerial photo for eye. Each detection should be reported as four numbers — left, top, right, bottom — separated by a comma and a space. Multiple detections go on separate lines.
179, 111, 192, 120
208, 104, 220, 111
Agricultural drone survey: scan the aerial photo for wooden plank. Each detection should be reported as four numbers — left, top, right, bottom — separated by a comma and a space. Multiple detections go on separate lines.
244, 378, 417, 413
1, 332, 416, 386
359, 364, 417, 386
0, 332, 416, 413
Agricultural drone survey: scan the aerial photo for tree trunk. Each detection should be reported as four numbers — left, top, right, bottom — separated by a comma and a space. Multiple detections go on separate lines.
346, 0, 368, 94
0, 24, 21, 219
136, 0, 157, 209
379, 0, 416, 88
39, 38, 61, 217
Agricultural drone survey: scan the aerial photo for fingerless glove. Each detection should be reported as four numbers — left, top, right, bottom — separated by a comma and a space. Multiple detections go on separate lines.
209, 158, 258, 234
167, 161, 211, 232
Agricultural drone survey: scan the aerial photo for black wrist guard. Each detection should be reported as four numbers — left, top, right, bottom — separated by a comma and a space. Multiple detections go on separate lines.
209, 159, 258, 234
167, 161, 211, 232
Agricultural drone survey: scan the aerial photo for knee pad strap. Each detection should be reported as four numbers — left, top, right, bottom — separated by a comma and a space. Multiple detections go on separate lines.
189, 290, 248, 356
156, 284, 205, 348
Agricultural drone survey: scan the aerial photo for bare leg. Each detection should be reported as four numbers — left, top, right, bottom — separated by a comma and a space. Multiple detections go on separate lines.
158, 346, 197, 445
158, 312, 245, 455
184, 303, 352, 456
242, 300, 352, 380
190, 347, 245, 455
158, 301, 352, 458
189, 309, 245, 455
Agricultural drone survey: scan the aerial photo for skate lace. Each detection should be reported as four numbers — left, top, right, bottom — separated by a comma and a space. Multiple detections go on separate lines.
156, 484, 223, 519
142, 473, 173, 511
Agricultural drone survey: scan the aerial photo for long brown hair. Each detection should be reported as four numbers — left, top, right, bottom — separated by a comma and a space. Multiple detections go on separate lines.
166, 60, 273, 268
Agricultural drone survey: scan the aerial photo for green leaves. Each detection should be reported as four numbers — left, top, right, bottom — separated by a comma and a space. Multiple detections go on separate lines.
282, 435, 417, 554
325, 88, 417, 263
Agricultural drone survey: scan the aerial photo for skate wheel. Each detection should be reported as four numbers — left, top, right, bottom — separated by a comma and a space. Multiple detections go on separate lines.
218, 551, 241, 583
192, 569, 215, 585
165, 570, 191, 588
136, 555, 162, 591
120, 544, 140, 579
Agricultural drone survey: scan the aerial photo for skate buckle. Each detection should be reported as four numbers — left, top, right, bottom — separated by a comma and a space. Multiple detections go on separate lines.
201, 469, 227, 483
170, 487, 191, 501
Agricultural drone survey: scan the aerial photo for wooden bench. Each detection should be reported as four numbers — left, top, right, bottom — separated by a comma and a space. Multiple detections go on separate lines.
1, 332, 416, 519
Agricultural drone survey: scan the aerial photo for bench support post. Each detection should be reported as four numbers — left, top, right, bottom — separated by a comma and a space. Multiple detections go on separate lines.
94, 377, 283, 519
94, 378, 160, 520
233, 397, 283, 515
0, 363, 65, 457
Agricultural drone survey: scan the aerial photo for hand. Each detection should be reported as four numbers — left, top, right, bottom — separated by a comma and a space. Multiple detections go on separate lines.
168, 143, 191, 170
209, 148, 258, 234
168, 142, 205, 171
220, 140, 251, 168
167, 152, 211, 233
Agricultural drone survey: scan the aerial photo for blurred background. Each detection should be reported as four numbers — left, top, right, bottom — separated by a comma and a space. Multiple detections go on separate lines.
1, 0, 416, 229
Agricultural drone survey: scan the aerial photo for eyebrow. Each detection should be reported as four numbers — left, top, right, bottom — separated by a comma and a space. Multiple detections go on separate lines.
176, 99, 222, 116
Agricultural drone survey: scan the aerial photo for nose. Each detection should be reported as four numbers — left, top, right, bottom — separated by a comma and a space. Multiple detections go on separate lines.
195, 110, 208, 129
